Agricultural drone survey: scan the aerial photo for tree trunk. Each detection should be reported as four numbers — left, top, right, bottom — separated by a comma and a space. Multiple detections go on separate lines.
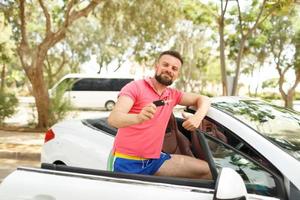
23, 53, 50, 129
219, 0, 228, 96
219, 25, 228, 95
232, 37, 246, 96
285, 90, 294, 109
0, 63, 5, 92
31, 76, 50, 128
17, 0, 101, 129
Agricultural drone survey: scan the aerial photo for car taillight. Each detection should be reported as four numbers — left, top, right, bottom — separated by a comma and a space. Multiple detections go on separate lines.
44, 129, 55, 143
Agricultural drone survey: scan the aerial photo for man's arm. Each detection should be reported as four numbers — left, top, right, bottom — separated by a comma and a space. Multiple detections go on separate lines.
107, 95, 156, 128
178, 93, 211, 131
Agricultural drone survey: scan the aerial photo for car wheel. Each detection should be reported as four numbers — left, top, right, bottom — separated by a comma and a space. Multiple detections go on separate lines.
105, 101, 115, 111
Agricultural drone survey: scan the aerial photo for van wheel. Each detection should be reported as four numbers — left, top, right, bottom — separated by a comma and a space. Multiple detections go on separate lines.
105, 101, 115, 111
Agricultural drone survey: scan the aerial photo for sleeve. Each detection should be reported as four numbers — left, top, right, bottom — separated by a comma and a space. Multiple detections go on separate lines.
173, 88, 184, 105
118, 81, 139, 102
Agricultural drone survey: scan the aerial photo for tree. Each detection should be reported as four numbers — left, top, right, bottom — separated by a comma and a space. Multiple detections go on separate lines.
10, 0, 181, 128
172, 0, 218, 94
0, 12, 19, 124
16, 0, 101, 128
174, 28, 213, 93
264, 9, 300, 108
0, 12, 15, 92
94, 0, 180, 73
218, 0, 229, 95
241, 33, 268, 97
216, 0, 294, 95
45, 0, 180, 79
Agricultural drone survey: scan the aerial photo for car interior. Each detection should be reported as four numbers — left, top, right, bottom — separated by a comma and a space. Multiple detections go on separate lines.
83, 113, 279, 173
81, 113, 286, 199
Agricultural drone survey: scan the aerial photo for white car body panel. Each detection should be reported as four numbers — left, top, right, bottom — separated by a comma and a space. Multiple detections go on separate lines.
65, 91, 118, 109
0, 167, 280, 200
0, 168, 214, 200
42, 119, 113, 169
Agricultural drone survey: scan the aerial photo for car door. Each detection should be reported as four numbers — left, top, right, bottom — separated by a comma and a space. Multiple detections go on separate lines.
199, 117, 287, 200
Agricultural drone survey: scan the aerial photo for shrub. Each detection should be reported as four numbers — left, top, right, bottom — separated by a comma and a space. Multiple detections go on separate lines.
49, 82, 73, 126
200, 91, 214, 97
295, 92, 300, 100
259, 92, 282, 100
0, 92, 19, 125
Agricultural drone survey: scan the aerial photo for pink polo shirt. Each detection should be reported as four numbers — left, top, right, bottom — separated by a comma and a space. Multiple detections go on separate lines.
113, 78, 183, 159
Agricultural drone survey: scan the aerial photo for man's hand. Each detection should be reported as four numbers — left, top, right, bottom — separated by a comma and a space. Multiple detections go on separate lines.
137, 103, 157, 123
182, 112, 201, 131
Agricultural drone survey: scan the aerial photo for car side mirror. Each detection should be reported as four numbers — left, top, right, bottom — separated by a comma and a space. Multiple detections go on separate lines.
214, 168, 248, 200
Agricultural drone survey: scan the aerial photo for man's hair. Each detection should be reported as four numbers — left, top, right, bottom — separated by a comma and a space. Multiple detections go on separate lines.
158, 50, 183, 65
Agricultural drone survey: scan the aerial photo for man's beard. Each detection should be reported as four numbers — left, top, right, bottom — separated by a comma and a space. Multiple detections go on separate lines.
155, 73, 173, 86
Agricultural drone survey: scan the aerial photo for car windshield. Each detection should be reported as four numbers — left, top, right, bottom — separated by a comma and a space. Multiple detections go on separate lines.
212, 99, 300, 161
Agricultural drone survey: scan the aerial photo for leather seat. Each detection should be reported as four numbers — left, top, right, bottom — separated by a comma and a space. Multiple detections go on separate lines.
162, 114, 226, 160
162, 114, 196, 158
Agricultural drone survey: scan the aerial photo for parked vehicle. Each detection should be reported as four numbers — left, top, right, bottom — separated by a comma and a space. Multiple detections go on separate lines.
0, 97, 300, 200
49, 73, 134, 110
41, 96, 300, 200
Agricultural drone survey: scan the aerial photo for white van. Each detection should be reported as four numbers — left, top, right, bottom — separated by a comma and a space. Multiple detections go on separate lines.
49, 74, 134, 110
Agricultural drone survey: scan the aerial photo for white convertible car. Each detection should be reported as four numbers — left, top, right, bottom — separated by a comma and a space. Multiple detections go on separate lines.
41, 97, 300, 200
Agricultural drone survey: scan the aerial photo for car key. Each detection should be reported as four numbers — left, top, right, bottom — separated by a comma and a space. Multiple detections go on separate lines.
153, 100, 165, 107
153, 99, 172, 107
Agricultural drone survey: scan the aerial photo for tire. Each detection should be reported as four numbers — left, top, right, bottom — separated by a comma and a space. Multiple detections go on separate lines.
105, 101, 115, 111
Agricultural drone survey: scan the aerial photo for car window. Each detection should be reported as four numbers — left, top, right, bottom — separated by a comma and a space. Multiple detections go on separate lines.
110, 79, 133, 91
199, 118, 276, 171
71, 78, 133, 91
55, 78, 78, 92
206, 135, 280, 198
72, 78, 93, 91
82, 118, 117, 136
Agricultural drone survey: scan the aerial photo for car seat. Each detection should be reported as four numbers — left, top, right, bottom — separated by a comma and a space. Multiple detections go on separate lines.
162, 114, 199, 158
200, 119, 228, 144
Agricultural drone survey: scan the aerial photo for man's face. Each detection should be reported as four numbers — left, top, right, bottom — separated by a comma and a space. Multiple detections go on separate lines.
155, 54, 181, 86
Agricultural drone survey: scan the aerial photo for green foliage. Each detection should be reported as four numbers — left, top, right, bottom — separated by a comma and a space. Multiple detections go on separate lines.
200, 91, 214, 98
259, 92, 282, 100
295, 92, 300, 100
261, 6, 300, 106
260, 92, 300, 105
0, 13, 15, 63
0, 7, 25, 92
265, 0, 294, 15
293, 30, 300, 71
182, 0, 214, 25
172, 1, 218, 93
262, 78, 278, 89
49, 81, 73, 126
90, 0, 180, 68
0, 92, 18, 125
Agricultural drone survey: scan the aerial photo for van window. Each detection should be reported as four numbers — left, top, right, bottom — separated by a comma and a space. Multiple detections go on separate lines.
71, 78, 133, 91
55, 78, 79, 92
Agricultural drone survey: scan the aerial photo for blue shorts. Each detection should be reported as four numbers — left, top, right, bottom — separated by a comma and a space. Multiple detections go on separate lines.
113, 152, 171, 175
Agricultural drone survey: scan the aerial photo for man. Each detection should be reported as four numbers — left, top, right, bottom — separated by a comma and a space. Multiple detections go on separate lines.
108, 50, 211, 179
